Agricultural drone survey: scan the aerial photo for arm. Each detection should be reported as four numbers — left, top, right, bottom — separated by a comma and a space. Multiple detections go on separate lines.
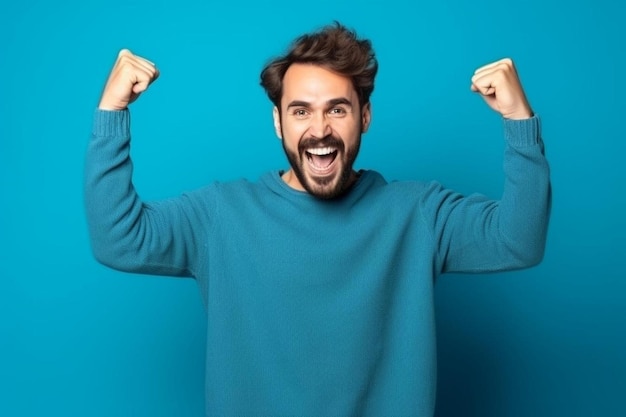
84, 50, 206, 277
431, 59, 551, 273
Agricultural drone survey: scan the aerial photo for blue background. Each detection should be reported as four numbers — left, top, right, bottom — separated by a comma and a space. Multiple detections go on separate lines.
1, 0, 624, 415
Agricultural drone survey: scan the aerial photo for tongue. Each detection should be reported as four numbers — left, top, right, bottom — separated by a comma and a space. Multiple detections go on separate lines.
310, 153, 335, 168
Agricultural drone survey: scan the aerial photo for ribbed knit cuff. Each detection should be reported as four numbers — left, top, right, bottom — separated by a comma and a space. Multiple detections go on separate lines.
92, 108, 130, 138
503, 115, 541, 147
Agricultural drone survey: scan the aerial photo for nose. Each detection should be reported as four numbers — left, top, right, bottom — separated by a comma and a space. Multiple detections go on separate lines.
308, 111, 332, 139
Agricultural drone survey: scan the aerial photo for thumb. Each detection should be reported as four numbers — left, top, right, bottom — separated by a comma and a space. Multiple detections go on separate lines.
470, 80, 496, 97
132, 65, 160, 93
132, 80, 150, 94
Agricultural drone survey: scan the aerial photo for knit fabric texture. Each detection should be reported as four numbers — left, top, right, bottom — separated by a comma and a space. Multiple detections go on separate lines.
85, 109, 551, 416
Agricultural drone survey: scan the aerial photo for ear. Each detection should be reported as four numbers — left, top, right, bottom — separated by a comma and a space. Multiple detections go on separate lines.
272, 106, 283, 139
361, 102, 372, 133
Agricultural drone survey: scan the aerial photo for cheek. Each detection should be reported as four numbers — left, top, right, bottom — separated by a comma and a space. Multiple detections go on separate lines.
338, 121, 361, 143
280, 128, 301, 152
281, 121, 306, 142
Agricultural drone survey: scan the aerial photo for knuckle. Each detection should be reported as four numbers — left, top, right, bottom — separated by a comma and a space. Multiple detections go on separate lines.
501, 59, 515, 73
117, 55, 131, 67
118, 48, 132, 58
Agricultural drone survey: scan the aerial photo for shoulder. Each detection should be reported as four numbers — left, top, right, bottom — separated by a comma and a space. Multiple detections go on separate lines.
358, 170, 454, 212
363, 170, 444, 198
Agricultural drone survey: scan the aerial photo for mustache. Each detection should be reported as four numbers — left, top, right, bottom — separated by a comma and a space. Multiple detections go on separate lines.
298, 135, 345, 154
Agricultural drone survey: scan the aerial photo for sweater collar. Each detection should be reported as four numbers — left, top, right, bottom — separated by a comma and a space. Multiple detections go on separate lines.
261, 169, 385, 205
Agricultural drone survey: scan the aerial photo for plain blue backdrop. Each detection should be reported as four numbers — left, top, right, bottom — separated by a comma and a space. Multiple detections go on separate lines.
1, 0, 624, 416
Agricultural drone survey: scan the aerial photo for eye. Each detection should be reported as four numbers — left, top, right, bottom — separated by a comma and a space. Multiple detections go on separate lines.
328, 107, 347, 117
292, 108, 309, 119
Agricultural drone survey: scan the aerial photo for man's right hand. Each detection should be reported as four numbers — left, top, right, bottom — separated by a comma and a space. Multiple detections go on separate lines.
98, 49, 159, 111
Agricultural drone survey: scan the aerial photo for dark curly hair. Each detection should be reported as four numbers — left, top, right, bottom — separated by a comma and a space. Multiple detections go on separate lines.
260, 22, 378, 110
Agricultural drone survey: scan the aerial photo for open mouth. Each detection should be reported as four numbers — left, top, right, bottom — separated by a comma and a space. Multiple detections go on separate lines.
305, 147, 339, 174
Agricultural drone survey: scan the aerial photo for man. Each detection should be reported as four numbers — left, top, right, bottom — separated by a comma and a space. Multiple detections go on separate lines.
85, 22, 550, 416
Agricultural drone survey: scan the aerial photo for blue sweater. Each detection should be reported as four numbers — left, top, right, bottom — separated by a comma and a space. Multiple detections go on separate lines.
85, 109, 550, 416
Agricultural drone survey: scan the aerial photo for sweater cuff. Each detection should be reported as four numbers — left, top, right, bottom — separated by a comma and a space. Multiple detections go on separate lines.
92, 109, 130, 138
503, 115, 541, 147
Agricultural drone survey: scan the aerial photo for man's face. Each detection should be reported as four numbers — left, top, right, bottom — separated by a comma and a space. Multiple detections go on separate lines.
273, 63, 371, 199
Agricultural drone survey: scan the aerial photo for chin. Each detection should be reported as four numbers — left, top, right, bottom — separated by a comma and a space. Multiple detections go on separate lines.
303, 169, 354, 200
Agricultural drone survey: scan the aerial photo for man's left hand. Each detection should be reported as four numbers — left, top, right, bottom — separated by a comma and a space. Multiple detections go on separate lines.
471, 58, 533, 120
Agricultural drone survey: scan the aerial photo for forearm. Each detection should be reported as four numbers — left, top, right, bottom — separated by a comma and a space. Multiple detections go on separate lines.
83, 109, 195, 276
439, 116, 551, 273
497, 116, 551, 265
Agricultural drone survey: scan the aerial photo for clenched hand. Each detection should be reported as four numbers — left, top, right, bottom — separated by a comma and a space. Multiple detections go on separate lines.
99, 49, 159, 111
471, 58, 533, 120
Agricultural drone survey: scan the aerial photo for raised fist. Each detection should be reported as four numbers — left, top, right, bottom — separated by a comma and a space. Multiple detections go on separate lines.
98, 49, 159, 111
470, 58, 533, 120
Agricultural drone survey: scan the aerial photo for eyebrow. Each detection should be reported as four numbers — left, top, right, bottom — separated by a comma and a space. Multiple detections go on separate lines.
286, 97, 354, 109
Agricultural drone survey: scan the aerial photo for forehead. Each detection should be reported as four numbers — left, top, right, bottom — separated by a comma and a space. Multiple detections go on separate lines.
281, 63, 356, 105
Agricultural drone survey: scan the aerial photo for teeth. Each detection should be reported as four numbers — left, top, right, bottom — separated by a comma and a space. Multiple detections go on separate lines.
307, 147, 336, 156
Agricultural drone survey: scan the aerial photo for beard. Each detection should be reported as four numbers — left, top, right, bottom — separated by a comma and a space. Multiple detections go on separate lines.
282, 133, 361, 200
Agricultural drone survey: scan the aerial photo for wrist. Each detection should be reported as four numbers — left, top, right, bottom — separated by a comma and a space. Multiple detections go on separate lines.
503, 104, 533, 120
98, 101, 127, 111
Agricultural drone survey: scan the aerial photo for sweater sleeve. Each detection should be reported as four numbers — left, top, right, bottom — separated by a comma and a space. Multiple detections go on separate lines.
83, 109, 210, 278
427, 116, 551, 274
